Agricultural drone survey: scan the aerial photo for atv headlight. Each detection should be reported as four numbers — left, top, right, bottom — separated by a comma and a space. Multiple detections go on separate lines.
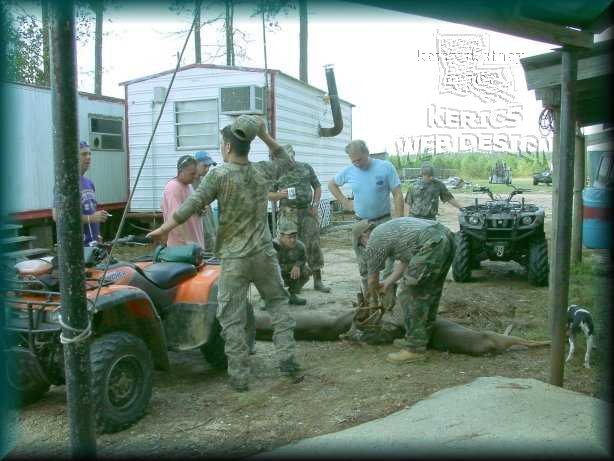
45, 309, 61, 323
468, 215, 481, 225
520, 216, 534, 226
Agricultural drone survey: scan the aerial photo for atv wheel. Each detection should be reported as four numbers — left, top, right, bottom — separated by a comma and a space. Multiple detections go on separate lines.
201, 319, 228, 370
452, 232, 472, 283
5, 347, 51, 406
90, 332, 153, 433
528, 239, 549, 286
533, 178, 539, 185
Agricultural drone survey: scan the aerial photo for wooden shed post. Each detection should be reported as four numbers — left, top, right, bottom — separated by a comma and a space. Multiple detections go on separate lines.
549, 47, 578, 388
549, 106, 560, 289
571, 126, 585, 264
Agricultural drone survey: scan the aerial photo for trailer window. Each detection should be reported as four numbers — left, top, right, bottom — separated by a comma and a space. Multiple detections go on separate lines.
89, 115, 123, 151
175, 99, 218, 149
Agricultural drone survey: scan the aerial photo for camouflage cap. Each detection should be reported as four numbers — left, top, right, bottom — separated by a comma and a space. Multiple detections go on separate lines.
231, 115, 260, 142
278, 219, 298, 235
352, 219, 374, 243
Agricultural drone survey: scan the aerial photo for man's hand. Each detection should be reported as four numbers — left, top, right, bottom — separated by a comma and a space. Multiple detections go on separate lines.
147, 226, 169, 245
90, 210, 110, 223
290, 265, 301, 280
308, 206, 317, 218
342, 198, 354, 212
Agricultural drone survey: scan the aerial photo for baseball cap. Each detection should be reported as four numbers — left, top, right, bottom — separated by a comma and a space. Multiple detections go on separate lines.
194, 151, 217, 166
278, 220, 298, 235
231, 115, 260, 142
79, 141, 90, 150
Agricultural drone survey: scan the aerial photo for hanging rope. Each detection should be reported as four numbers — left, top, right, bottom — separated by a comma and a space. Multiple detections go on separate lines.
89, 13, 199, 311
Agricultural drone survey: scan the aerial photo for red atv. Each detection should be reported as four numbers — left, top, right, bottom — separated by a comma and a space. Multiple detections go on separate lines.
2, 237, 252, 433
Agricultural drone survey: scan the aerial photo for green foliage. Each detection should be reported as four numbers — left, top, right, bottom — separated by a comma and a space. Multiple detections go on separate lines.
391, 152, 551, 180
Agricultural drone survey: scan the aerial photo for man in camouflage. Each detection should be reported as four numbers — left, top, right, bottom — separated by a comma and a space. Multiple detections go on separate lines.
405, 164, 462, 220
148, 115, 300, 392
269, 145, 330, 293
273, 219, 311, 305
355, 217, 455, 363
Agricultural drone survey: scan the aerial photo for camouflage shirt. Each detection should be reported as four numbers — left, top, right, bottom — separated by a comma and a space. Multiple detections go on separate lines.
364, 217, 440, 274
272, 239, 306, 274
173, 146, 291, 259
274, 161, 320, 209
405, 178, 454, 219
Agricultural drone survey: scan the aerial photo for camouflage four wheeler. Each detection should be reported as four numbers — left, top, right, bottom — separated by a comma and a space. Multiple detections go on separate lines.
2, 239, 252, 433
452, 186, 549, 286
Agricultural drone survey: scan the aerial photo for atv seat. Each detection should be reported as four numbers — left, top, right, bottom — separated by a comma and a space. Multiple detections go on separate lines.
141, 262, 197, 289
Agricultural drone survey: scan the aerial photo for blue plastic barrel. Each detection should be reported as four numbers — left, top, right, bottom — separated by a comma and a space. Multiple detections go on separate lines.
582, 187, 612, 249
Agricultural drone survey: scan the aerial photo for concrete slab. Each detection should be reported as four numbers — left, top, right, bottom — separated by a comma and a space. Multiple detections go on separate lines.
258, 376, 611, 458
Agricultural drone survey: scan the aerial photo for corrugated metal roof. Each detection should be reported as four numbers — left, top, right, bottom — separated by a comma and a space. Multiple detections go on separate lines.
119, 63, 355, 107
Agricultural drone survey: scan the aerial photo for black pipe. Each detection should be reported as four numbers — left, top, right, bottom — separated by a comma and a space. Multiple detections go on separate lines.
50, 1, 97, 455
319, 65, 343, 137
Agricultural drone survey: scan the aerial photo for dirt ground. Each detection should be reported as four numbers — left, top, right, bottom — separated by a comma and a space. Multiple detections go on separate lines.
6, 189, 602, 458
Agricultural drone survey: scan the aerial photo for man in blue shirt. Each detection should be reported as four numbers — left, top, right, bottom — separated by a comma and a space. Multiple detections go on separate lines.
328, 140, 404, 297
52, 141, 109, 246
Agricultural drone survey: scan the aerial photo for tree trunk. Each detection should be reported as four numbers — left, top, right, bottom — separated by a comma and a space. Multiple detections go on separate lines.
225, 0, 234, 66
299, 0, 308, 83
194, 0, 201, 63
93, 0, 103, 95
42, 0, 51, 85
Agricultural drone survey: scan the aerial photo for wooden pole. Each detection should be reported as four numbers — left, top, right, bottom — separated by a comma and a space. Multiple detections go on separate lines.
50, 0, 97, 454
571, 126, 585, 264
549, 47, 577, 387
549, 107, 560, 289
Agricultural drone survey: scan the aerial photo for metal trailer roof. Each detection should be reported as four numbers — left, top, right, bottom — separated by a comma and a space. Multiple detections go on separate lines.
119, 63, 355, 107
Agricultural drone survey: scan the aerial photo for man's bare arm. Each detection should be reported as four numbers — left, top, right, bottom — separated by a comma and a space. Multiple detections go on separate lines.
391, 185, 404, 218
328, 179, 353, 212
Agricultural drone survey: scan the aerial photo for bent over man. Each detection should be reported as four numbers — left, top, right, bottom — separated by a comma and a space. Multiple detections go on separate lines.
355, 217, 455, 363
148, 115, 299, 392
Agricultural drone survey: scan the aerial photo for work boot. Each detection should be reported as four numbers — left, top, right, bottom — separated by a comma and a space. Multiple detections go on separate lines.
279, 356, 302, 375
393, 337, 412, 348
313, 270, 331, 293
386, 349, 426, 364
229, 376, 249, 393
289, 293, 307, 305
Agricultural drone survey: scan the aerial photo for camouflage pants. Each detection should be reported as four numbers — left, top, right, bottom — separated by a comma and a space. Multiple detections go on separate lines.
279, 207, 324, 271
282, 264, 312, 294
397, 223, 455, 352
352, 215, 394, 297
217, 247, 296, 384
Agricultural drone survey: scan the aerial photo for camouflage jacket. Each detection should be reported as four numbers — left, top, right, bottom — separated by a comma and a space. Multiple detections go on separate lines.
174, 146, 292, 259
273, 161, 320, 209
273, 238, 306, 274
405, 178, 454, 219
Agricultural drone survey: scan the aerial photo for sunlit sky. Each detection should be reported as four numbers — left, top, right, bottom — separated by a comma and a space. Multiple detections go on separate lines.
24, 1, 611, 153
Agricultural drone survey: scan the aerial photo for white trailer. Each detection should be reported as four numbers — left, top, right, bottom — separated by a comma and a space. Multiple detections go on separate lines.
3, 81, 128, 247
4, 81, 128, 219
120, 64, 353, 225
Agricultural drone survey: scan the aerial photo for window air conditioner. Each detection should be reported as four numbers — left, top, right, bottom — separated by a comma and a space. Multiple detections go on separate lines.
220, 86, 264, 115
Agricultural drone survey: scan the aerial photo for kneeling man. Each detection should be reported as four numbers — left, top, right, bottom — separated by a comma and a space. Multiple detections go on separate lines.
355, 217, 455, 363
273, 219, 311, 306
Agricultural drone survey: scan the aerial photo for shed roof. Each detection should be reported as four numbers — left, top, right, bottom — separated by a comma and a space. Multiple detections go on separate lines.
119, 63, 355, 107
348, 0, 612, 48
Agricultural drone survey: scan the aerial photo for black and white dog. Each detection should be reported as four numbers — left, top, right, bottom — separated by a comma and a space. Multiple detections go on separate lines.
566, 304, 595, 369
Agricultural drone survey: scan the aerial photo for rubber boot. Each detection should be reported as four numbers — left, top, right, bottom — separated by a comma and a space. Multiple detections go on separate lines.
386, 349, 426, 364
289, 292, 307, 305
313, 270, 331, 293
